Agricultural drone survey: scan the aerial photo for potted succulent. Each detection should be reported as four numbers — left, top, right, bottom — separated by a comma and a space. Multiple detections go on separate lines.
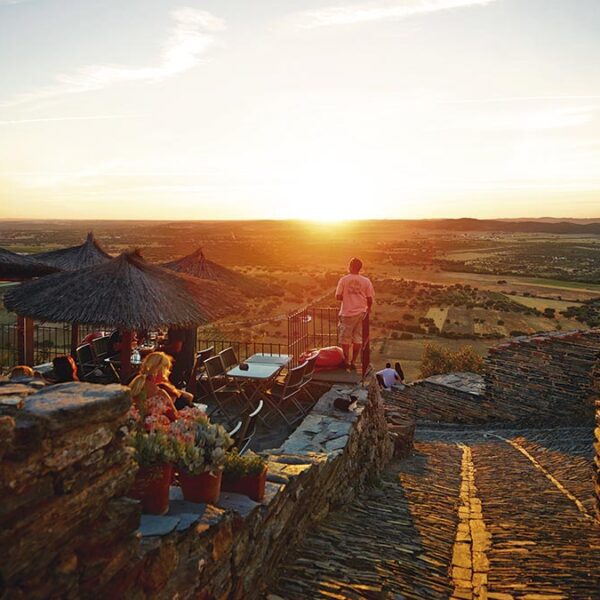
126, 406, 176, 515
171, 411, 232, 504
221, 450, 268, 502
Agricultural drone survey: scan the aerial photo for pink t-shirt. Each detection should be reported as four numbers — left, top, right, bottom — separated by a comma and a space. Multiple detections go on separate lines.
335, 273, 375, 317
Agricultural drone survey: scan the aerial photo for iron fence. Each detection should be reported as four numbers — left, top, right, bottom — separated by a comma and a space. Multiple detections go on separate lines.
195, 338, 288, 362
287, 306, 339, 365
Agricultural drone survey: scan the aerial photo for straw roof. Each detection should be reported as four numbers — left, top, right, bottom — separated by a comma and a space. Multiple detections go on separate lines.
163, 247, 280, 298
4, 251, 243, 329
0, 247, 59, 281
33, 232, 112, 271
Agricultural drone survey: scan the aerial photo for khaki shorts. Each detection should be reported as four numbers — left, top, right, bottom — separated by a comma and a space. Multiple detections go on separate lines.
339, 313, 365, 344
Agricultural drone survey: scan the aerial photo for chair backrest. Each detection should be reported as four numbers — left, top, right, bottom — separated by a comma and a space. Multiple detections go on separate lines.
197, 346, 214, 365
228, 420, 243, 437
204, 355, 226, 379
219, 347, 238, 370
185, 346, 215, 395
75, 344, 95, 376
235, 400, 263, 454
303, 353, 318, 381
92, 335, 110, 360
280, 362, 307, 398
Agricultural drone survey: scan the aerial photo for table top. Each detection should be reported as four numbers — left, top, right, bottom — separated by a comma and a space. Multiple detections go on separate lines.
227, 362, 282, 380
245, 353, 292, 366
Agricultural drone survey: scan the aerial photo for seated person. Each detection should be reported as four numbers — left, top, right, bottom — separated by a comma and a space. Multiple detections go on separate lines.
46, 355, 79, 383
128, 352, 193, 420
395, 361, 405, 383
376, 362, 404, 390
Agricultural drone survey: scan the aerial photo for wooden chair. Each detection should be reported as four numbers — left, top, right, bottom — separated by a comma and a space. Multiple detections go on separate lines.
186, 346, 214, 398
219, 347, 239, 371
233, 400, 263, 455
203, 355, 244, 422
263, 362, 307, 426
75, 344, 97, 380
91, 335, 111, 363
298, 353, 319, 408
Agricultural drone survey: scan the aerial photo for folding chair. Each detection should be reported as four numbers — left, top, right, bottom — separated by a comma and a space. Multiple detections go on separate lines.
186, 346, 214, 398
91, 335, 111, 363
203, 355, 245, 422
233, 400, 263, 455
219, 346, 239, 371
262, 362, 307, 426
75, 344, 100, 381
298, 352, 319, 408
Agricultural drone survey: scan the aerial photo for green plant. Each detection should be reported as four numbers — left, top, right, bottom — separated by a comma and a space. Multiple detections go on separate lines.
171, 413, 233, 475
127, 429, 176, 468
420, 343, 484, 378
223, 450, 266, 479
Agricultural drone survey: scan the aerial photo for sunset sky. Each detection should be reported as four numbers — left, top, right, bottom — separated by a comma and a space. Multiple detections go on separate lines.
1, 0, 599, 221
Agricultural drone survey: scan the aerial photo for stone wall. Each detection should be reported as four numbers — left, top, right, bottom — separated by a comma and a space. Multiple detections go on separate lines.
485, 330, 600, 425
0, 380, 393, 599
0, 382, 137, 599
383, 373, 507, 425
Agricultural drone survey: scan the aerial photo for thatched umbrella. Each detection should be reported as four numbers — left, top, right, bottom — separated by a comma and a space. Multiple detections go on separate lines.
33, 232, 112, 271
0, 247, 59, 281
162, 247, 280, 298
0, 248, 61, 365
4, 251, 243, 381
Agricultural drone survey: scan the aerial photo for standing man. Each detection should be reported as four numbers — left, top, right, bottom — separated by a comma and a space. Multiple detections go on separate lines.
335, 257, 374, 370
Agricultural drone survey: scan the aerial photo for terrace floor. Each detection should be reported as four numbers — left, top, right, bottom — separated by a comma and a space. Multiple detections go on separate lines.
269, 425, 600, 599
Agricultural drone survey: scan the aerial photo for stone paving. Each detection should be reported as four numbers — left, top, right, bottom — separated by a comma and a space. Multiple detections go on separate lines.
268, 426, 600, 600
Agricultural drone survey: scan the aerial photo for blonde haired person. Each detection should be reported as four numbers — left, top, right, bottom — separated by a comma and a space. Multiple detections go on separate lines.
9, 365, 34, 380
129, 352, 193, 421
129, 352, 178, 421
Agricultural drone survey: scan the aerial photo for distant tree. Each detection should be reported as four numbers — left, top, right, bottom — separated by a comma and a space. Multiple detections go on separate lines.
420, 343, 484, 378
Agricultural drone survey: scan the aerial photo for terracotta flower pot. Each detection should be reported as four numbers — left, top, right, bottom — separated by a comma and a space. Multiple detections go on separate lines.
179, 469, 222, 504
222, 467, 267, 502
128, 463, 172, 515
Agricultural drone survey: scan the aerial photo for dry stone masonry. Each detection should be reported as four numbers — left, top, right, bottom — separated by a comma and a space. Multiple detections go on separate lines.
485, 329, 600, 424
0, 379, 395, 599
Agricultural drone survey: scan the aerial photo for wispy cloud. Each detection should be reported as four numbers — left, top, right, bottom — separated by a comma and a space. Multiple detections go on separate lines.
0, 114, 138, 125
1, 7, 225, 107
286, 0, 497, 28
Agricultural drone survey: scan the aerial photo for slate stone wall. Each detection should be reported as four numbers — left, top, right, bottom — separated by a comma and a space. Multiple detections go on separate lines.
385, 377, 506, 424
0, 382, 137, 599
0, 380, 393, 599
485, 330, 600, 424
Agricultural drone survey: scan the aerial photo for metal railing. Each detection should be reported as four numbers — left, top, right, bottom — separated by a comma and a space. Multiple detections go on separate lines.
0, 322, 101, 370
287, 306, 339, 365
196, 338, 287, 362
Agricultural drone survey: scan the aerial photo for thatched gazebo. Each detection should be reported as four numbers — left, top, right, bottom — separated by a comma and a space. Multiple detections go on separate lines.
0, 248, 61, 365
162, 247, 280, 298
33, 232, 112, 271
0, 247, 59, 281
4, 251, 243, 381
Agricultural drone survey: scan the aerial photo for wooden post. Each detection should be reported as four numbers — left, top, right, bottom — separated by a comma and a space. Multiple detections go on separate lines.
119, 329, 133, 384
17, 315, 25, 365
71, 323, 80, 357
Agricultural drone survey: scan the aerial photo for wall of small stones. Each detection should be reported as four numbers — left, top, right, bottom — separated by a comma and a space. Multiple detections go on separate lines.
0, 380, 394, 599
0, 382, 137, 599
384, 378, 508, 425
485, 330, 600, 425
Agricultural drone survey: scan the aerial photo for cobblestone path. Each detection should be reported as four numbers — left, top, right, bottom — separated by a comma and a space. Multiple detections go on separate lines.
269, 427, 600, 600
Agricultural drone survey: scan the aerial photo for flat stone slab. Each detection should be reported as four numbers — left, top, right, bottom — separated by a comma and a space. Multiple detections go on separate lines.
138, 515, 180, 537
22, 383, 130, 431
425, 372, 485, 396
217, 492, 260, 518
